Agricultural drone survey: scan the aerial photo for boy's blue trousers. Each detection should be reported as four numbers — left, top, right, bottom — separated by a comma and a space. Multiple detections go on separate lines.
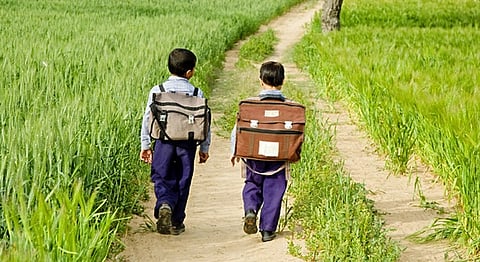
242, 159, 287, 232
151, 140, 197, 226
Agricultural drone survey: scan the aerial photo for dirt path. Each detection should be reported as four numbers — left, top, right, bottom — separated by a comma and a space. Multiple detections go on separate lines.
319, 106, 457, 262
118, 1, 455, 261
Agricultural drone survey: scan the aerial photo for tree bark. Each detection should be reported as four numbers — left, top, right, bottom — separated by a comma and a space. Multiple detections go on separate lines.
322, 0, 344, 32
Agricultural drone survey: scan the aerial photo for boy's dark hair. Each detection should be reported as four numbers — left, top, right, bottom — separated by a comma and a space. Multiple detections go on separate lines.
259, 61, 284, 87
168, 48, 197, 77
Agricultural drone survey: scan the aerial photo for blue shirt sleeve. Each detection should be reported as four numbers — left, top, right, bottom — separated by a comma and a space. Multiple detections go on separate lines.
230, 124, 236, 156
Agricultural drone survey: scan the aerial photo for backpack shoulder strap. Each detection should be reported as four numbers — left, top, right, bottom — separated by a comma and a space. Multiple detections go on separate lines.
193, 87, 199, 96
152, 84, 165, 101
158, 84, 166, 92
152, 84, 166, 101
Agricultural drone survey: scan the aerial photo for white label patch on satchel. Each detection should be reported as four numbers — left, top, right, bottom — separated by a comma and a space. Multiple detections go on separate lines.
258, 141, 279, 157
264, 110, 279, 117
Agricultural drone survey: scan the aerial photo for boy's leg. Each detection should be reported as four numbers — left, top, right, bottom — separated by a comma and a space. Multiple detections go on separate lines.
151, 141, 177, 216
259, 170, 287, 232
170, 145, 196, 227
242, 160, 264, 234
242, 164, 264, 213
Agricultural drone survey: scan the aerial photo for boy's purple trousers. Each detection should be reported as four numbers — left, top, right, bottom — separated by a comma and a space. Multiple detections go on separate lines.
151, 140, 197, 226
243, 159, 287, 232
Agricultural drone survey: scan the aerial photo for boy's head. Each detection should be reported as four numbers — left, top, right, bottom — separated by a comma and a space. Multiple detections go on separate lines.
259, 61, 284, 88
168, 48, 197, 78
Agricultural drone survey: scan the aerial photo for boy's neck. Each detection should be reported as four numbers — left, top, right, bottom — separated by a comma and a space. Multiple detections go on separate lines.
261, 82, 281, 90
171, 74, 189, 80
263, 86, 281, 91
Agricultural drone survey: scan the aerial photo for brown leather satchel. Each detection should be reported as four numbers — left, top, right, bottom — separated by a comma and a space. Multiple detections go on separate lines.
234, 97, 305, 162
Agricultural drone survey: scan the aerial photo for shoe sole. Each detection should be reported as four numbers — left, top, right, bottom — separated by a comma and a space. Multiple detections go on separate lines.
262, 233, 276, 242
170, 227, 185, 235
243, 214, 258, 234
156, 208, 172, 234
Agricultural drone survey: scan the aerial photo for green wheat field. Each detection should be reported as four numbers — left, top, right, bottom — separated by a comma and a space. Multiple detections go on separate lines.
1, 0, 478, 260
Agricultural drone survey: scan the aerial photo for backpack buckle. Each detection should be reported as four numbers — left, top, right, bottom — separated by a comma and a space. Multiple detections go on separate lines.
284, 121, 293, 129
160, 112, 167, 122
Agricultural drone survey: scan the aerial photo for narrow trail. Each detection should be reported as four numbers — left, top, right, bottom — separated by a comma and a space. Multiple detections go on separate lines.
118, 1, 455, 261
320, 107, 457, 261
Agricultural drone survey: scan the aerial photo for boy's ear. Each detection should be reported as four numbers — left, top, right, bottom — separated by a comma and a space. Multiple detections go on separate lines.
259, 78, 265, 86
185, 68, 195, 79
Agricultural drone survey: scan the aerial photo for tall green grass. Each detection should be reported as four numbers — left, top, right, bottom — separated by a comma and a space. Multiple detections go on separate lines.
0, 0, 307, 259
295, 0, 480, 257
1, 181, 118, 261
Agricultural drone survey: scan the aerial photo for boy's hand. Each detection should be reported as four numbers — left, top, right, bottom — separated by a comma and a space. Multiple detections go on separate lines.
140, 149, 152, 164
199, 151, 209, 163
230, 156, 240, 166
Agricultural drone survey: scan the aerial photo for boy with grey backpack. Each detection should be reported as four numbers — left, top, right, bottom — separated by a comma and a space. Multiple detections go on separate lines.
140, 48, 211, 235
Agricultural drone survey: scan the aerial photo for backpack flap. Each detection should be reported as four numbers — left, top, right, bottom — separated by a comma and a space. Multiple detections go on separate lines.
149, 91, 210, 142
234, 98, 305, 162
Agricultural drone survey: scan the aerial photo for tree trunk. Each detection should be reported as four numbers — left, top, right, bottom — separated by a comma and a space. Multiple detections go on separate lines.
322, 0, 344, 32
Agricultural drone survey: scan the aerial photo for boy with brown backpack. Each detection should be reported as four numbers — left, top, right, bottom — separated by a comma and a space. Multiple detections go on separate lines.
230, 61, 305, 242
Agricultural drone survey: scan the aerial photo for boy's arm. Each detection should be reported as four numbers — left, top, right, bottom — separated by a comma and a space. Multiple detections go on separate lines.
230, 124, 236, 156
198, 122, 211, 163
140, 95, 153, 151
140, 88, 156, 164
198, 151, 209, 163
140, 149, 152, 164
198, 131, 210, 163
230, 124, 240, 166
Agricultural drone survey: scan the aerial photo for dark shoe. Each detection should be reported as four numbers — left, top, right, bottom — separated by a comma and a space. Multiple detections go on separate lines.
170, 223, 186, 235
156, 203, 172, 234
261, 231, 276, 242
243, 210, 257, 234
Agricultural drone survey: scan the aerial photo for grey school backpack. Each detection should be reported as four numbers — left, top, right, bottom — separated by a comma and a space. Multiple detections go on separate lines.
149, 84, 210, 143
